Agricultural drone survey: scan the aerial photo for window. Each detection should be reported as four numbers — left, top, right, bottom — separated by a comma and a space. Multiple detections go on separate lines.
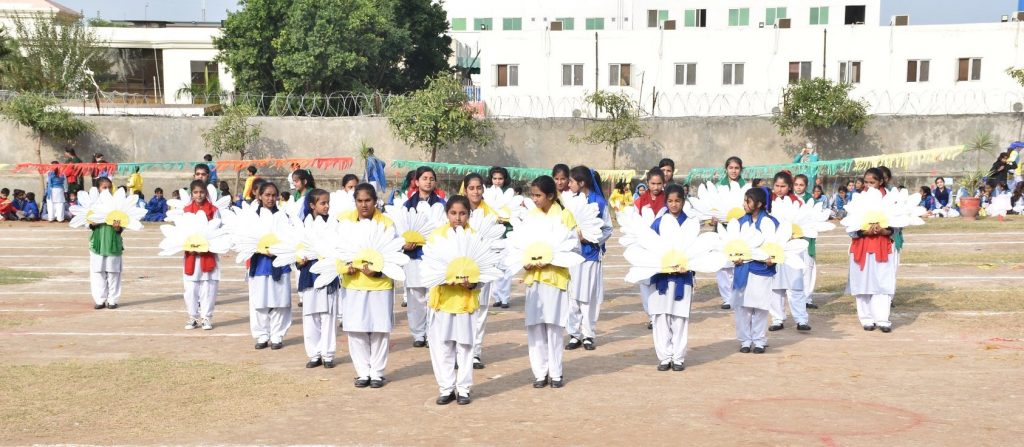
451, 18, 467, 31
728, 8, 750, 26
684, 9, 707, 27
674, 63, 696, 85
585, 17, 605, 30
496, 64, 518, 87
766, 7, 788, 26
190, 61, 218, 86
957, 58, 982, 81
844, 5, 866, 25
723, 63, 745, 85
555, 17, 574, 30
609, 63, 631, 86
788, 61, 812, 83
647, 10, 668, 27
810, 7, 830, 25
473, 18, 493, 31
906, 60, 930, 82
96, 48, 164, 101
562, 64, 584, 86
502, 17, 522, 31
840, 61, 862, 84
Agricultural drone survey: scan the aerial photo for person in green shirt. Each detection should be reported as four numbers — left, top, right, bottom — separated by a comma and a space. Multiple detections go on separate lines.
717, 156, 747, 187
715, 156, 746, 311
793, 174, 819, 309
89, 177, 124, 310
793, 143, 821, 188
794, 174, 813, 204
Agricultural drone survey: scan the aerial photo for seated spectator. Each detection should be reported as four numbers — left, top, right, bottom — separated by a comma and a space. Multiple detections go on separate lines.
22, 192, 40, 221
1012, 183, 1024, 214
143, 188, 168, 222
933, 177, 951, 208
831, 185, 849, 219
811, 185, 828, 208
0, 188, 16, 221
919, 186, 937, 216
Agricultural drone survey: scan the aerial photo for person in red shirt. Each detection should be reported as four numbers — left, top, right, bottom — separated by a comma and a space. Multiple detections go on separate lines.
770, 171, 803, 208
634, 168, 667, 215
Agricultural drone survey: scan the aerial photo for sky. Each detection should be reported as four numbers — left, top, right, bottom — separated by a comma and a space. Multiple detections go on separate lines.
51, 0, 1022, 25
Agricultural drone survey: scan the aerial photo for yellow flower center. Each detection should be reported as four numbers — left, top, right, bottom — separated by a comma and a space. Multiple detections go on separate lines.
725, 207, 745, 222
401, 230, 426, 246
445, 256, 481, 284
791, 223, 804, 239
659, 249, 689, 273
353, 248, 384, 272
104, 210, 129, 226
762, 242, 785, 264
523, 241, 553, 266
183, 233, 209, 252
860, 211, 889, 231
724, 239, 751, 262
257, 233, 280, 255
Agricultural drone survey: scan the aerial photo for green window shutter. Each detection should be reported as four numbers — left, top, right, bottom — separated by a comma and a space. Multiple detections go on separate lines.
729, 9, 738, 26
557, 17, 574, 30
778, 7, 787, 19
740, 8, 750, 26
684, 10, 695, 27
502, 18, 512, 30
451, 18, 466, 31
820, 7, 829, 24
766, 8, 776, 25
810, 8, 818, 25
586, 18, 605, 30
473, 18, 493, 31
658, 10, 669, 22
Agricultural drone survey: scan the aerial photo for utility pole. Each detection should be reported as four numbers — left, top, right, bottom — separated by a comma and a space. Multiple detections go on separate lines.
822, 28, 828, 79
594, 32, 599, 117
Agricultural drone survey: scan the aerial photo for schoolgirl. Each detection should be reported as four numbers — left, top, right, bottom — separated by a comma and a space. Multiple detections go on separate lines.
716, 156, 746, 310
768, 171, 810, 332
299, 189, 341, 368
565, 166, 613, 351
648, 184, 693, 371
182, 180, 221, 330
848, 168, 898, 332
249, 182, 292, 350
402, 166, 446, 347
731, 188, 780, 353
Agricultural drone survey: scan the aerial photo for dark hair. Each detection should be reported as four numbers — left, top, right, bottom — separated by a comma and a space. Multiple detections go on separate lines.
189, 180, 207, 192
246, 165, 258, 175
488, 166, 510, 187
354, 183, 378, 202
400, 170, 416, 191
250, 178, 267, 199
65, 148, 76, 156
137, 192, 145, 200
194, 163, 210, 174
658, 158, 675, 170
13, 189, 24, 196
552, 164, 570, 178
838, 185, 848, 194
445, 194, 471, 213
414, 166, 437, 181
724, 156, 744, 170
664, 184, 686, 201
773, 171, 794, 189
615, 181, 627, 191
0, 188, 8, 195
877, 166, 892, 184
50, 160, 59, 165
279, 190, 290, 199
1012, 182, 1024, 205
341, 174, 359, 187
463, 173, 485, 189
531, 175, 562, 208
794, 174, 809, 185
306, 188, 330, 214
920, 185, 932, 196
203, 154, 213, 161
812, 185, 824, 194
935, 176, 945, 183
218, 181, 230, 194
154, 187, 164, 194
133, 166, 140, 173
292, 169, 316, 190
751, 178, 763, 187
257, 181, 278, 197
863, 168, 884, 184
569, 165, 595, 192
645, 167, 665, 182
744, 187, 768, 212
26, 192, 35, 200
96, 177, 112, 188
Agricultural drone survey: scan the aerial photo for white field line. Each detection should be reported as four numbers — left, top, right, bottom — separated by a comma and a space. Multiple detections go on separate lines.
3, 308, 1021, 317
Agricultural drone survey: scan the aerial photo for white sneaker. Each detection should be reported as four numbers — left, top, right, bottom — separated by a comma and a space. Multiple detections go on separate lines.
184, 319, 199, 330
201, 318, 213, 330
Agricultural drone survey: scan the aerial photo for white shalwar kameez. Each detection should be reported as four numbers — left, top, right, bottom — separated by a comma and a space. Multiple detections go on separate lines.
403, 259, 429, 342
343, 289, 394, 381
847, 252, 896, 329
732, 273, 776, 349
526, 282, 571, 381
301, 284, 339, 362
183, 256, 218, 321
248, 272, 292, 344
428, 309, 476, 397
568, 205, 613, 341
769, 264, 808, 326
90, 253, 122, 306
647, 281, 693, 365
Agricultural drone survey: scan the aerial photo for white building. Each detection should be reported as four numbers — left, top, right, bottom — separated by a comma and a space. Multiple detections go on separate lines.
445, 0, 1024, 117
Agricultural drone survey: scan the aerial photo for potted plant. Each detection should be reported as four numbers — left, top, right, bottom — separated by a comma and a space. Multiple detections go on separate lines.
957, 170, 986, 220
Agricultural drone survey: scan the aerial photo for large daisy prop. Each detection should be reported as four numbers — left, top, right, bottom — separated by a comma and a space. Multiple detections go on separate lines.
840, 188, 921, 234
87, 188, 147, 231
384, 202, 445, 248
758, 219, 809, 269
623, 217, 727, 283
689, 181, 750, 223
470, 209, 507, 246
329, 190, 356, 221
309, 219, 409, 288
158, 212, 230, 256
420, 226, 503, 288
230, 205, 292, 264
69, 187, 100, 228
715, 220, 769, 265
560, 191, 605, 243
504, 215, 584, 275
770, 197, 836, 239
269, 215, 334, 268
483, 186, 524, 223
616, 205, 660, 248
166, 184, 232, 223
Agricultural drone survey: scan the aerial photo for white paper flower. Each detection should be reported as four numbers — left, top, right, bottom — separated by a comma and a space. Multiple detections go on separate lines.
505, 214, 584, 275
420, 226, 503, 288
88, 188, 147, 231
384, 202, 444, 247
470, 208, 507, 245
68, 187, 100, 228
165, 184, 231, 223
986, 194, 1013, 217
269, 215, 333, 268
329, 190, 356, 221
716, 220, 769, 264
623, 217, 727, 283
483, 186, 523, 222
616, 205, 661, 248
758, 219, 809, 269
770, 197, 836, 239
310, 219, 410, 288
158, 212, 230, 256
840, 188, 920, 233
689, 181, 750, 223
230, 206, 292, 264
560, 191, 606, 243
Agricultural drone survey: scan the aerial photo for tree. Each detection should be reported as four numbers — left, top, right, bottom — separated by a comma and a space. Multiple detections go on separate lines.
202, 104, 263, 191
569, 90, 646, 169
964, 130, 996, 171
386, 74, 492, 162
771, 78, 870, 144
0, 92, 93, 190
214, 0, 291, 95
1, 12, 111, 92
1007, 67, 1024, 87
388, 0, 452, 92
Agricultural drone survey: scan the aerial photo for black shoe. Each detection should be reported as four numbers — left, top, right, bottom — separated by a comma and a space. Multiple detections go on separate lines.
657, 362, 671, 371
298, 301, 303, 307
305, 358, 323, 368
401, 301, 408, 307
721, 303, 732, 310
412, 339, 427, 348
797, 323, 811, 331
501, 302, 509, 309
93, 303, 105, 309
583, 338, 595, 351
739, 346, 751, 353
105, 303, 118, 309
863, 324, 876, 331
456, 394, 472, 405
768, 323, 784, 332
550, 378, 564, 388
323, 360, 336, 369
472, 357, 485, 369
806, 303, 819, 309
752, 346, 766, 354
565, 337, 582, 350
270, 342, 283, 350
533, 378, 548, 388
436, 392, 456, 405
672, 362, 686, 372
879, 326, 892, 333
646, 321, 653, 330
354, 377, 371, 388
370, 378, 385, 388
255, 341, 269, 350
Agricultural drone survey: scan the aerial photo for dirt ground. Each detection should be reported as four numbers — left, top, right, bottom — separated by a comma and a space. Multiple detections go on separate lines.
1, 219, 1023, 446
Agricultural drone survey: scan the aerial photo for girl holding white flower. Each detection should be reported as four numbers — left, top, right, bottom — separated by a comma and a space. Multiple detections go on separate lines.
181, 180, 222, 330
87, 178, 124, 310
730, 188, 780, 354
297, 189, 340, 368
248, 182, 292, 350
846, 168, 898, 333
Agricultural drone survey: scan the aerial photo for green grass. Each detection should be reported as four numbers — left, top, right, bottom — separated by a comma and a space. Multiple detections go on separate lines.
815, 248, 1024, 266
0, 268, 47, 285
901, 215, 1024, 233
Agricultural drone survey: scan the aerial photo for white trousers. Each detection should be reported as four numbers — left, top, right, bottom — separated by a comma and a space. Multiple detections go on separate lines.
568, 298, 601, 339
428, 324, 473, 396
770, 288, 809, 325
472, 292, 491, 357
490, 273, 512, 305
855, 294, 892, 328
250, 305, 292, 343
717, 268, 734, 304
90, 272, 121, 305
527, 323, 564, 381
46, 199, 66, 222
734, 306, 769, 348
347, 332, 389, 380
803, 256, 818, 303
405, 287, 429, 341
652, 314, 689, 363
183, 279, 217, 319
303, 308, 338, 361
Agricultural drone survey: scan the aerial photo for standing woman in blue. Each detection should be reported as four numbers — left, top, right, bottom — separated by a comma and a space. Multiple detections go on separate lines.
731, 188, 780, 354
402, 166, 446, 348
565, 166, 613, 351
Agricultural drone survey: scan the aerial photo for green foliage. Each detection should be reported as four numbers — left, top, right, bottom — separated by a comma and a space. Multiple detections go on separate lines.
964, 130, 997, 171
0, 92, 93, 143
1, 12, 111, 92
959, 170, 988, 193
202, 104, 263, 160
215, 0, 451, 100
1006, 67, 1024, 87
772, 78, 870, 137
570, 91, 646, 169
174, 67, 225, 104
386, 75, 492, 162
85, 18, 129, 27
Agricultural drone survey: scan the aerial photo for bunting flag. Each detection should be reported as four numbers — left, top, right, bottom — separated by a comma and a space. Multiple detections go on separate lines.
7, 157, 355, 176
14, 162, 117, 176
683, 145, 967, 183
390, 160, 637, 184
597, 169, 638, 184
